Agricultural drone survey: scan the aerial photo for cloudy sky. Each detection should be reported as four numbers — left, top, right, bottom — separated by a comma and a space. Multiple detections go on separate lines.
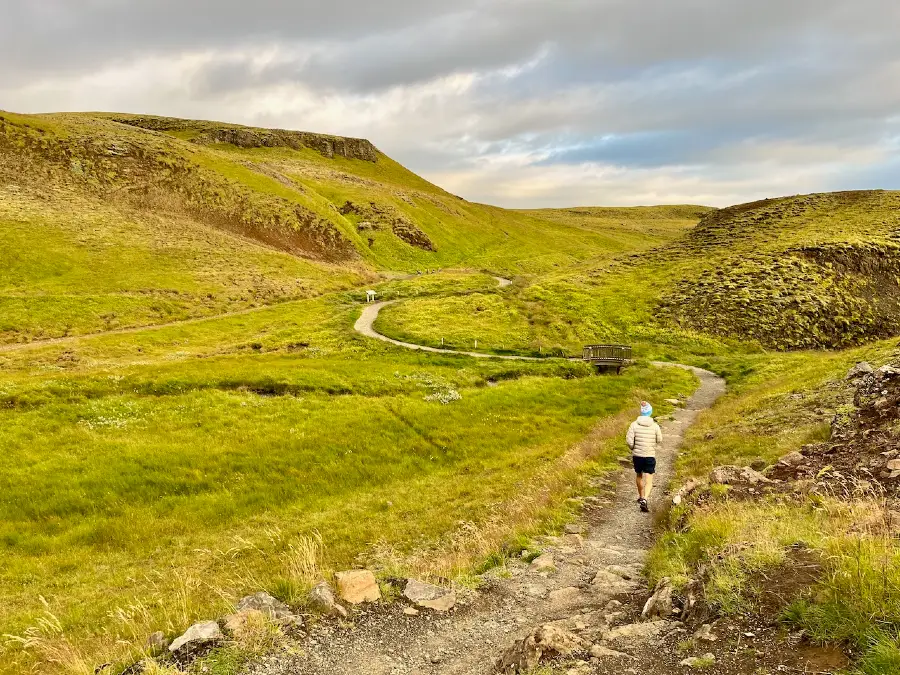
3, 0, 899, 207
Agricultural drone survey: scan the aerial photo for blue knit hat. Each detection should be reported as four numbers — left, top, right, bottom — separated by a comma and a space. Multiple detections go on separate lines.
640, 401, 653, 416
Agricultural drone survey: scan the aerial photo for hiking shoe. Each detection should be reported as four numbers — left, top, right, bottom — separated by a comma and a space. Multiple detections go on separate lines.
639, 498, 649, 513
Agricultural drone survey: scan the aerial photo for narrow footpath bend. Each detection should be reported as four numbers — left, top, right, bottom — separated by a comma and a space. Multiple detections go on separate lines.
353, 276, 542, 362
354, 300, 542, 362
256, 365, 726, 675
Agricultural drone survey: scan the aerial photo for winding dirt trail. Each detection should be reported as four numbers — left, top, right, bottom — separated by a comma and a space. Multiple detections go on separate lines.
354, 276, 545, 362
254, 365, 724, 675
354, 300, 543, 362
0, 275, 514, 357
261, 284, 726, 675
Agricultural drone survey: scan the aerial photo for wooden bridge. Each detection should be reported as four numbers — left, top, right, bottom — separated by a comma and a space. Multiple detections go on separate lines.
582, 344, 633, 373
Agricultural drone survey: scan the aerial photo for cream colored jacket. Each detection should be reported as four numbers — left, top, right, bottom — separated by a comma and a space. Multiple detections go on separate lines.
626, 416, 662, 458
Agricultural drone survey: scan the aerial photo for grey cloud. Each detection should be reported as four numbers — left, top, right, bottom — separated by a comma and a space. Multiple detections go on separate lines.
3, 0, 900, 206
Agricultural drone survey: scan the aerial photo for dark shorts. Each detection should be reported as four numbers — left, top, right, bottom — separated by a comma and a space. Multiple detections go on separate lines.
633, 456, 657, 475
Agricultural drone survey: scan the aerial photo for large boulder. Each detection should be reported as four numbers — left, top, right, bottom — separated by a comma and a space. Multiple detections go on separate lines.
496, 624, 588, 673
403, 579, 456, 612
335, 570, 381, 604
168, 620, 222, 654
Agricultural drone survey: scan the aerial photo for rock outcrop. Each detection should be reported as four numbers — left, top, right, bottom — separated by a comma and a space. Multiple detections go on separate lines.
110, 115, 379, 162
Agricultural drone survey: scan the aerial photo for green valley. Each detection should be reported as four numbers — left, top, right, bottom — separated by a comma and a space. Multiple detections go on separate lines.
1, 110, 899, 675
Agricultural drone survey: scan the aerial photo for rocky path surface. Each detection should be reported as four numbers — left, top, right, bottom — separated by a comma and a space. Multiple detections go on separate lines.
252, 365, 725, 675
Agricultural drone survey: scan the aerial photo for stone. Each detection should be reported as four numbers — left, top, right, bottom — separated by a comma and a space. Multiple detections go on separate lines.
403, 607, 420, 616
525, 584, 547, 598
694, 624, 718, 642
847, 362, 874, 379
603, 621, 674, 649
709, 465, 771, 486
335, 570, 381, 604
403, 579, 456, 612
564, 534, 584, 548
530, 553, 555, 572
589, 645, 632, 659
750, 458, 768, 471
564, 524, 584, 535
224, 609, 265, 638
146, 631, 168, 654
548, 587, 583, 606
641, 578, 673, 620
309, 581, 349, 619
680, 653, 716, 668
168, 620, 222, 654
778, 451, 806, 467
591, 569, 637, 595
496, 624, 588, 673
665, 399, 682, 406
236, 591, 294, 621
604, 565, 636, 580
672, 479, 702, 505
886, 459, 900, 472
876, 364, 900, 378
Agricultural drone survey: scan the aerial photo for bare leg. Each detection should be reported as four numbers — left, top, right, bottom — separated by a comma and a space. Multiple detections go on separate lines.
644, 473, 654, 500
635, 473, 644, 499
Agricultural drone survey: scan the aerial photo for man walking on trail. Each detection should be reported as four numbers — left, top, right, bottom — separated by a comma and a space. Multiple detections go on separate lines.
626, 401, 662, 512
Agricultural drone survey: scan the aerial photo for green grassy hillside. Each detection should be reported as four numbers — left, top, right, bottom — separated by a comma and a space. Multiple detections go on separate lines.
0, 111, 703, 346
379, 191, 900, 355
660, 191, 900, 349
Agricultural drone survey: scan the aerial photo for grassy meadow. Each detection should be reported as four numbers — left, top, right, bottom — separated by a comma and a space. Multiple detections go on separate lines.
0, 293, 697, 672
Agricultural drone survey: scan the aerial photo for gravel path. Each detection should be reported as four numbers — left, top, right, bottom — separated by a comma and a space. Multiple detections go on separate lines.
250, 365, 726, 675
352, 275, 546, 362
353, 300, 544, 361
